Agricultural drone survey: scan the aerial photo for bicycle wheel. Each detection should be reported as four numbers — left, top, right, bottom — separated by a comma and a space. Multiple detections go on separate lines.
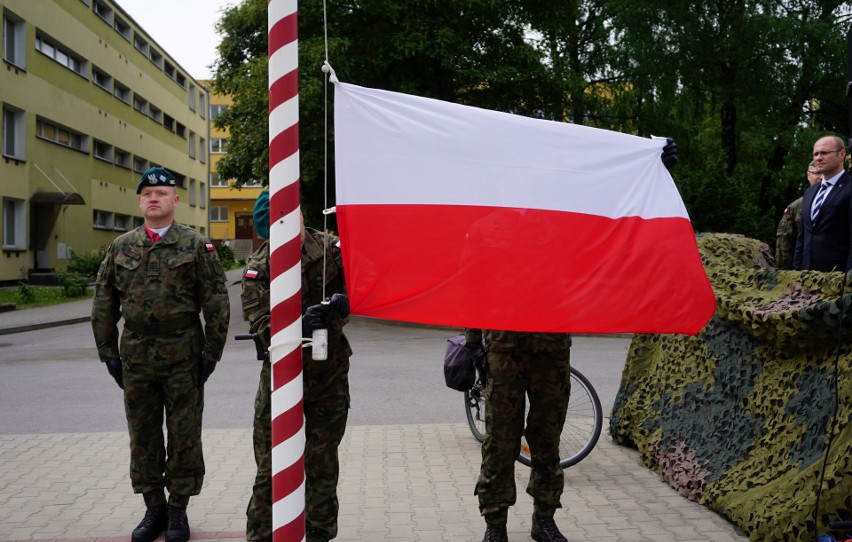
464, 383, 487, 443
517, 366, 603, 468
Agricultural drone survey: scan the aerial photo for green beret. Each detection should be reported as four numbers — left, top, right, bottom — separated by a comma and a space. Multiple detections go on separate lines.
254, 190, 270, 239
137, 167, 176, 194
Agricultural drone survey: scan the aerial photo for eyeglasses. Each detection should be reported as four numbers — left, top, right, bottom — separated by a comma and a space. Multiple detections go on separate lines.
813, 149, 844, 158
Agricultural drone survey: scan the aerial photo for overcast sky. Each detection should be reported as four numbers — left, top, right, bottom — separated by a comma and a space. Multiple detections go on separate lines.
116, 0, 239, 80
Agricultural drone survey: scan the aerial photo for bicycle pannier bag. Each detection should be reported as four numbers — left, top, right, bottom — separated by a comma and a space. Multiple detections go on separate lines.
444, 334, 475, 392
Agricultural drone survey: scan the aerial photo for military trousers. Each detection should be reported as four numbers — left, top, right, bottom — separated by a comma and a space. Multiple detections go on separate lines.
122, 350, 205, 499
247, 349, 350, 542
476, 348, 570, 522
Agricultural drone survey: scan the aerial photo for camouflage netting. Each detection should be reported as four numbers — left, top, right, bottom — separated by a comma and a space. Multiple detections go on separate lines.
610, 233, 852, 541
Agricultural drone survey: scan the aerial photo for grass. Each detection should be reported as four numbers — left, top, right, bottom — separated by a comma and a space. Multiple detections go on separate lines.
0, 285, 92, 309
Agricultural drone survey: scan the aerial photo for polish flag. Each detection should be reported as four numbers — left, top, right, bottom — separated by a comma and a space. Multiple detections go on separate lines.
333, 82, 715, 335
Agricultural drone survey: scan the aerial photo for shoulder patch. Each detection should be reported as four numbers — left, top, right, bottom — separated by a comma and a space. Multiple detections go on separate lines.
205, 243, 215, 252
245, 269, 259, 279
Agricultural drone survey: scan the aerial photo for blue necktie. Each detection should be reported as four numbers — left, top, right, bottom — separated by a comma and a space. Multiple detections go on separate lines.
811, 181, 830, 223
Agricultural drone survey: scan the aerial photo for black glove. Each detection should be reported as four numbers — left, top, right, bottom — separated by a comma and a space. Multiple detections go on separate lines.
302, 304, 328, 336
661, 137, 678, 170
464, 341, 487, 372
325, 293, 350, 318
105, 358, 123, 389
199, 359, 216, 386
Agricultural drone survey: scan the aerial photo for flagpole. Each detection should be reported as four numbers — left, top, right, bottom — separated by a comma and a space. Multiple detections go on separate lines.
268, 1, 304, 540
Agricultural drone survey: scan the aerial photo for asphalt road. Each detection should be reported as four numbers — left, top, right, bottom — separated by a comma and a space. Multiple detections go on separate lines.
0, 313, 630, 435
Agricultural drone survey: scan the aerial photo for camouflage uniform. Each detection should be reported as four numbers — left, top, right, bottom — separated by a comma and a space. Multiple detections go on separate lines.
775, 196, 803, 270
465, 329, 571, 524
242, 229, 351, 542
91, 222, 229, 506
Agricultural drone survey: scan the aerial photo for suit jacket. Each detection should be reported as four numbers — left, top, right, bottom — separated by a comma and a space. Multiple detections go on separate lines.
793, 170, 852, 272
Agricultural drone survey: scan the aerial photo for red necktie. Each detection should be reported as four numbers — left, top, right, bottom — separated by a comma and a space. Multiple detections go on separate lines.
150, 232, 160, 243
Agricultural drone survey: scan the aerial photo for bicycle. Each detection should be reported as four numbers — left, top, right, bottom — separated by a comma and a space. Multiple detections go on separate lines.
464, 365, 603, 468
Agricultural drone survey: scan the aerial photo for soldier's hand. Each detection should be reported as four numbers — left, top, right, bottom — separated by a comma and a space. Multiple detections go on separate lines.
199, 359, 216, 386
661, 137, 678, 170
105, 358, 124, 389
464, 341, 487, 371
325, 293, 350, 318
302, 304, 328, 336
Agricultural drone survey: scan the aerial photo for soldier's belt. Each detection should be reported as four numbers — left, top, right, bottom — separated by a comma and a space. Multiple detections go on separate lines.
124, 315, 199, 335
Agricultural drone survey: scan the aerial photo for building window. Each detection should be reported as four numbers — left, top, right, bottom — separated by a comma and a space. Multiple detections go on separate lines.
164, 61, 175, 79
189, 178, 197, 206
93, 209, 113, 230
133, 33, 148, 56
93, 0, 113, 24
199, 137, 206, 163
36, 117, 87, 152
188, 132, 196, 158
114, 80, 130, 103
91, 65, 112, 92
163, 114, 175, 132
175, 73, 186, 88
148, 104, 162, 123
199, 94, 206, 119
133, 94, 148, 115
172, 172, 186, 189
133, 216, 144, 228
149, 48, 163, 68
175, 122, 186, 139
113, 16, 130, 41
35, 32, 86, 76
209, 172, 227, 187
200, 182, 206, 209
114, 213, 130, 231
3, 10, 26, 69
188, 85, 196, 111
114, 148, 131, 169
93, 139, 113, 162
133, 155, 148, 174
2, 198, 25, 250
2, 105, 25, 160
210, 138, 228, 154
210, 206, 228, 222
210, 104, 229, 120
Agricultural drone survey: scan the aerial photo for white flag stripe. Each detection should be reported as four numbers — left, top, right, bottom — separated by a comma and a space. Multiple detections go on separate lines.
334, 82, 687, 220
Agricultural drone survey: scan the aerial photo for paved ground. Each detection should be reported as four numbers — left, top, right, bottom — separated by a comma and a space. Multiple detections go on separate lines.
0, 271, 749, 541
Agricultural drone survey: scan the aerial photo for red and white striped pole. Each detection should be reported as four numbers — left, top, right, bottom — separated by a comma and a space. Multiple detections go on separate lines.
267, 0, 304, 540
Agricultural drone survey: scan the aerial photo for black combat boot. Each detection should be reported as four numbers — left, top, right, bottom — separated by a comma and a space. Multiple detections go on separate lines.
131, 502, 167, 542
482, 522, 508, 542
165, 505, 191, 542
530, 513, 567, 542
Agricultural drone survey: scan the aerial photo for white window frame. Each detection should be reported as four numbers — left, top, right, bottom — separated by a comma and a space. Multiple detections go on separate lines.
35, 32, 86, 77
210, 172, 228, 187
114, 80, 130, 103
210, 138, 228, 154
2, 104, 25, 160
91, 65, 113, 93
188, 131, 196, 158
133, 156, 148, 174
113, 16, 131, 41
3, 10, 26, 69
93, 0, 113, 25
200, 182, 206, 209
93, 209, 113, 230
199, 137, 206, 163
188, 85, 196, 111
210, 104, 229, 120
114, 147, 131, 169
189, 178, 197, 206
209, 206, 228, 222
36, 117, 87, 152
114, 213, 131, 232
133, 33, 148, 56
93, 139, 112, 162
2, 197, 25, 250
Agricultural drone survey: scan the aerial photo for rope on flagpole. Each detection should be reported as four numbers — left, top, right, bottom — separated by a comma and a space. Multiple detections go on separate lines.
267, 0, 305, 540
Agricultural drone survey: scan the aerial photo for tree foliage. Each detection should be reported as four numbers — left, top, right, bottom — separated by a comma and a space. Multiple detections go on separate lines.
211, 0, 852, 243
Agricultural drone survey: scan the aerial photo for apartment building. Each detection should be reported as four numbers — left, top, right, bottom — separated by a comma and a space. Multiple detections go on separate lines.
0, 0, 210, 283
202, 81, 264, 257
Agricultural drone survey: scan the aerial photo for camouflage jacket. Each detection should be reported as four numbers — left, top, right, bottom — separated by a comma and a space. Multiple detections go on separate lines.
775, 196, 803, 270
464, 328, 571, 353
91, 222, 230, 364
241, 229, 351, 357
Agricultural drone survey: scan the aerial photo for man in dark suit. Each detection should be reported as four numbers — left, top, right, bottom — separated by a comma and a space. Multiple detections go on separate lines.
794, 135, 851, 272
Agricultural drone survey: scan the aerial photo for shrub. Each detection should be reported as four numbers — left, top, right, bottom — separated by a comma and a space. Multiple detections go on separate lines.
68, 249, 106, 279
16, 282, 35, 304
57, 273, 89, 297
216, 244, 237, 268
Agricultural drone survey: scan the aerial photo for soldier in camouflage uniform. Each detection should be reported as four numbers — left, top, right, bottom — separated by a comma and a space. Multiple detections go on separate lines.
91, 167, 230, 542
775, 162, 819, 269
241, 190, 351, 542
465, 329, 571, 542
